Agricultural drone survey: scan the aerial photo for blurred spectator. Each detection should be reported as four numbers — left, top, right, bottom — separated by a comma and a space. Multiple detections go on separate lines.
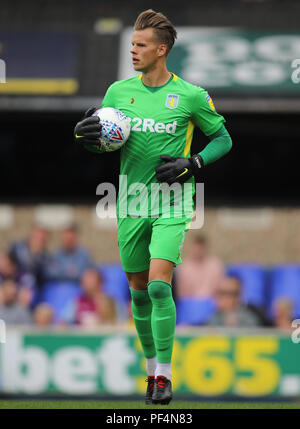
208, 276, 261, 327
175, 235, 225, 299
246, 302, 272, 327
33, 303, 54, 327
73, 269, 116, 326
0, 252, 23, 283
45, 223, 94, 283
0, 252, 34, 304
0, 279, 32, 325
9, 224, 50, 290
273, 298, 294, 333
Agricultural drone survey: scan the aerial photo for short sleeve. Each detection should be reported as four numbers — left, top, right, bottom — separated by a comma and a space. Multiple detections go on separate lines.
191, 87, 225, 136
101, 83, 116, 108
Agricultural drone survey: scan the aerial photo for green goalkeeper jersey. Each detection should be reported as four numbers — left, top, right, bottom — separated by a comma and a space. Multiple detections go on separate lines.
101, 72, 225, 218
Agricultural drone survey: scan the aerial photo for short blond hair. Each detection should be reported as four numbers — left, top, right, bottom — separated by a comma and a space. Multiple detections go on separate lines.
134, 9, 177, 55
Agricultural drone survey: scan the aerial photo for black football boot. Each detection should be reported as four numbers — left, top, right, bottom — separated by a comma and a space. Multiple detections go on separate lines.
152, 375, 173, 405
145, 375, 155, 405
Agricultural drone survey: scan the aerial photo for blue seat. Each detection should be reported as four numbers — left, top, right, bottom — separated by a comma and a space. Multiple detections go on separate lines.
41, 281, 81, 322
99, 264, 130, 302
226, 264, 266, 307
99, 264, 130, 321
269, 265, 300, 319
176, 298, 217, 325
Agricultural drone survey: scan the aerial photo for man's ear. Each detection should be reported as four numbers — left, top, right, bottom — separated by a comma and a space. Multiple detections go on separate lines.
157, 44, 168, 57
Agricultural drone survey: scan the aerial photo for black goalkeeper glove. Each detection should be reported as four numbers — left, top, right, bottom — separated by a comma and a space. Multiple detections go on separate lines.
74, 106, 102, 145
155, 154, 203, 185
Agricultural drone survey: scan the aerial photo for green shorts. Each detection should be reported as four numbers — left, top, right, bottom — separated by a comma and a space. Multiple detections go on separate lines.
117, 215, 191, 273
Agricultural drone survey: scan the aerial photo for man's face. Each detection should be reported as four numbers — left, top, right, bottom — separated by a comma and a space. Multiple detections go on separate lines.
216, 278, 241, 312
34, 306, 53, 326
81, 270, 101, 297
2, 281, 17, 305
29, 227, 49, 252
0, 254, 15, 277
130, 28, 166, 73
61, 228, 77, 251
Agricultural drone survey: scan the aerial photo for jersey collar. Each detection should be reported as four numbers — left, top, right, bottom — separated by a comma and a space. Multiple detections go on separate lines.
138, 72, 178, 81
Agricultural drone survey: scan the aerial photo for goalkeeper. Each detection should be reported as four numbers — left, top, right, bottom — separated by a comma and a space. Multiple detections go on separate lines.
74, 9, 232, 405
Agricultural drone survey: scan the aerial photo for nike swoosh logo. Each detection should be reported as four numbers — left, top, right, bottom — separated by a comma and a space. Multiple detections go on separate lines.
75, 134, 84, 139
176, 168, 188, 178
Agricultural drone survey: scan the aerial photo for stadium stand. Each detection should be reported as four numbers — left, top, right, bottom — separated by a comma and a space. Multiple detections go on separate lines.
175, 263, 300, 325
8, 261, 299, 327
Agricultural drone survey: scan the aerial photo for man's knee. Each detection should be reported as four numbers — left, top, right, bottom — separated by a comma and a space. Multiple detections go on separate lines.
126, 270, 148, 290
148, 280, 172, 300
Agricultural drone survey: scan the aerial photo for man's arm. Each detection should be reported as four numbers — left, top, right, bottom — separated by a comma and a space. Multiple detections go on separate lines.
155, 126, 232, 185
198, 124, 232, 166
155, 90, 233, 185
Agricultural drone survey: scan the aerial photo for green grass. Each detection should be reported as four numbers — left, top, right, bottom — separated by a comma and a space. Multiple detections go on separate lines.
0, 400, 299, 409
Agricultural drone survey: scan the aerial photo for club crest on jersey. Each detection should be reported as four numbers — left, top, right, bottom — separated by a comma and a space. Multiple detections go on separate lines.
166, 94, 179, 109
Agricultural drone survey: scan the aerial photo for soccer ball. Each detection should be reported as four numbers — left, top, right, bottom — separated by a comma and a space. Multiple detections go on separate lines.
92, 107, 131, 152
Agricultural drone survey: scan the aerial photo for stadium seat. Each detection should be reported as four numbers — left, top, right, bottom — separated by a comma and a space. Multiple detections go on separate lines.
268, 265, 300, 319
99, 264, 130, 321
41, 281, 81, 323
176, 298, 217, 326
226, 264, 266, 307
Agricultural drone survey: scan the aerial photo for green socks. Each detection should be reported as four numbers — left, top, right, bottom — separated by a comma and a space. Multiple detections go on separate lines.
130, 281, 176, 365
147, 280, 176, 364
130, 288, 156, 359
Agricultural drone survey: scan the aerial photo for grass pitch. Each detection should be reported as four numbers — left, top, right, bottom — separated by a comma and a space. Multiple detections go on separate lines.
0, 400, 299, 409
